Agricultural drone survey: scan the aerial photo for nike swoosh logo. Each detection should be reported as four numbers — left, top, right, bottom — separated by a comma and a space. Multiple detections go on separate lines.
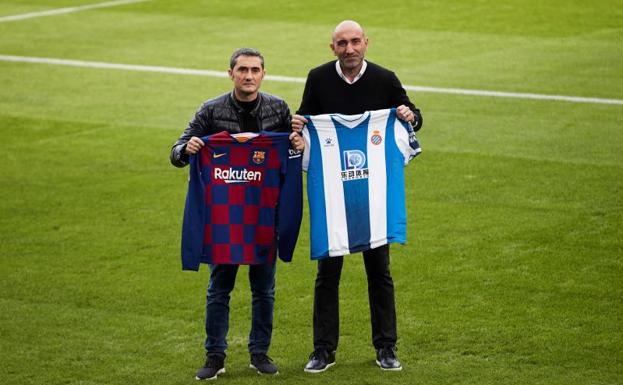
213, 153, 227, 158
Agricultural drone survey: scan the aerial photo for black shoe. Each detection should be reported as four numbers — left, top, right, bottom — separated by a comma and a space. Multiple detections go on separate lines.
195, 354, 226, 380
304, 349, 336, 373
249, 353, 279, 375
376, 347, 402, 371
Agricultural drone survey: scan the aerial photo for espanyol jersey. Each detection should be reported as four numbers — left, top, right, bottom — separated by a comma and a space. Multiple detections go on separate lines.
302, 108, 421, 259
181, 131, 303, 269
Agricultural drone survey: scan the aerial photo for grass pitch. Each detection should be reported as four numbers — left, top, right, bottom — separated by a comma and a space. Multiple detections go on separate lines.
1, 1, 622, 384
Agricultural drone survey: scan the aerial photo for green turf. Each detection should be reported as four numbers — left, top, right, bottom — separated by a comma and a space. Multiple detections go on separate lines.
1, 1, 622, 384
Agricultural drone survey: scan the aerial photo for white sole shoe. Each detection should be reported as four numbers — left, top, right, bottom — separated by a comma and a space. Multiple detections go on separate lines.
195, 367, 225, 380
304, 361, 336, 373
375, 360, 403, 371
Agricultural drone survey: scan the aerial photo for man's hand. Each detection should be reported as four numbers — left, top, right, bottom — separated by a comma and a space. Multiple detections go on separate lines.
291, 114, 308, 133
184, 136, 205, 155
396, 105, 415, 124
289, 132, 305, 151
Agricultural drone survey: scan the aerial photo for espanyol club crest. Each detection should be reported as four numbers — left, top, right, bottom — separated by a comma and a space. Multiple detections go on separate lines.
252, 150, 266, 164
370, 130, 383, 145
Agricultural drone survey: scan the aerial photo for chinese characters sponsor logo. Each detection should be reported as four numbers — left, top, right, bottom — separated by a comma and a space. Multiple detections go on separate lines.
342, 150, 368, 181
341, 168, 369, 181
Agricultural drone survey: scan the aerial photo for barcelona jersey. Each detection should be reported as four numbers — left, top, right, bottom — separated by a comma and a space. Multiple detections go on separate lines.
181, 131, 303, 269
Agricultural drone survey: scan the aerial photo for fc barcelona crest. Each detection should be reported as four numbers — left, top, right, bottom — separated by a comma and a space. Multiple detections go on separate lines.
252, 150, 266, 164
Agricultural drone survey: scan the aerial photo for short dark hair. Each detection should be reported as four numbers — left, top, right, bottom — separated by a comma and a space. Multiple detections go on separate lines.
230, 48, 264, 69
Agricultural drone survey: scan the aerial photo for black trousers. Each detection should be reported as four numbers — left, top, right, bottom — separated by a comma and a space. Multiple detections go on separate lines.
313, 244, 397, 351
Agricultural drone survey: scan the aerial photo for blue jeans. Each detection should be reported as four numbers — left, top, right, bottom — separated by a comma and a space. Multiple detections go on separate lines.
205, 263, 276, 355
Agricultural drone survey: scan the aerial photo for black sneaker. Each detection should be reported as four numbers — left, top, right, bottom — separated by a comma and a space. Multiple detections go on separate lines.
249, 353, 279, 375
376, 347, 402, 371
304, 349, 336, 373
195, 354, 226, 380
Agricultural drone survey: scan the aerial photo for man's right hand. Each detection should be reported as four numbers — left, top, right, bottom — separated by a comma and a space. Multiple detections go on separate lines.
184, 136, 205, 155
291, 114, 308, 133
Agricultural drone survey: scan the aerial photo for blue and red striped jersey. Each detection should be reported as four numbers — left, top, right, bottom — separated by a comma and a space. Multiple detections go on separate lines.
181, 131, 303, 269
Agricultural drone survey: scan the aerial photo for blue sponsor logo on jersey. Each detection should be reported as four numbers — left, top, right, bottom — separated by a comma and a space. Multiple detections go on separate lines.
342, 150, 368, 181
343, 150, 366, 169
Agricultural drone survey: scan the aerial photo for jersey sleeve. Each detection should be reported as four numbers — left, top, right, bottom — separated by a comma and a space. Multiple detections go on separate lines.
180, 151, 206, 271
301, 117, 312, 171
276, 147, 303, 262
393, 108, 422, 165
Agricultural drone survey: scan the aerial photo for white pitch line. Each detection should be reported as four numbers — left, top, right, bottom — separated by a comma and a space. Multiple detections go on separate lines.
403, 85, 623, 105
0, 0, 148, 23
0, 54, 230, 78
0, 54, 621, 106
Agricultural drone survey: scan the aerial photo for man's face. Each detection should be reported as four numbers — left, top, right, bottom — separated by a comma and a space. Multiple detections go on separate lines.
228, 55, 265, 99
330, 25, 368, 71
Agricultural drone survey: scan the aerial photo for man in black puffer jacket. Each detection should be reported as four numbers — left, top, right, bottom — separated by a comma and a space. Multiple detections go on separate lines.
170, 48, 304, 380
170, 49, 299, 167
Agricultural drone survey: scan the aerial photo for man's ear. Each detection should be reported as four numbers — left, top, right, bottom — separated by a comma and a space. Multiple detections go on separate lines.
227, 69, 233, 79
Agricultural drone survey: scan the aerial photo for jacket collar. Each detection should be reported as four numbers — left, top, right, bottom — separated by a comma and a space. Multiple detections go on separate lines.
229, 91, 263, 116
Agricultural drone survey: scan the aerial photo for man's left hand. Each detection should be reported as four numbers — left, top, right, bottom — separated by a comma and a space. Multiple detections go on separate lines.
396, 105, 415, 123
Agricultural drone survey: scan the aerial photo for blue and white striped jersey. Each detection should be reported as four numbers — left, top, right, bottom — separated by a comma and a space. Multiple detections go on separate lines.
302, 108, 421, 259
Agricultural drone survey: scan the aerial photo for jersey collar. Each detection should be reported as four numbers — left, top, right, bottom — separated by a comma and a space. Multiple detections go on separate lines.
332, 111, 370, 128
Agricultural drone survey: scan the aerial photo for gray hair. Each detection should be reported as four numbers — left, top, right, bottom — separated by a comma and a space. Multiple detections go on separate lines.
230, 48, 264, 69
